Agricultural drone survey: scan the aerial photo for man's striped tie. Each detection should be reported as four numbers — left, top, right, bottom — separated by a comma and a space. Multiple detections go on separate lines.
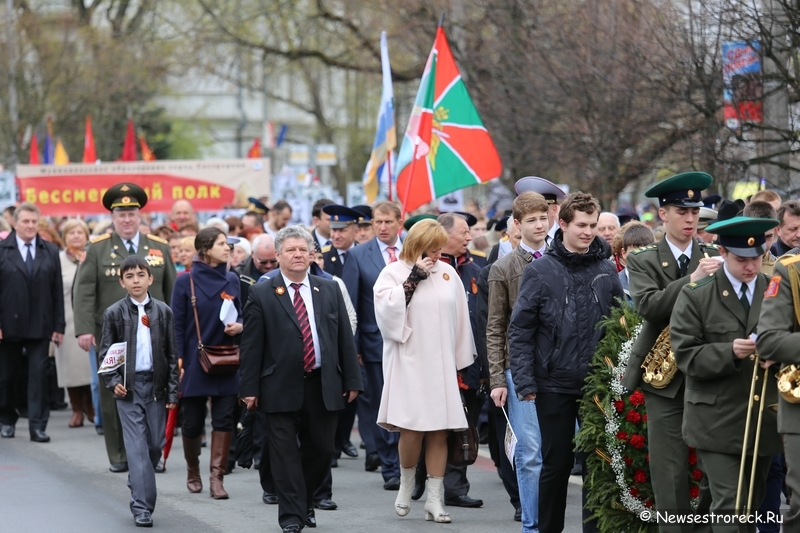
290, 283, 315, 372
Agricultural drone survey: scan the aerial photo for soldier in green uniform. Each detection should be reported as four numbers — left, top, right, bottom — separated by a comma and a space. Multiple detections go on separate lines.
74, 183, 176, 472
756, 247, 800, 532
671, 217, 782, 531
621, 172, 720, 531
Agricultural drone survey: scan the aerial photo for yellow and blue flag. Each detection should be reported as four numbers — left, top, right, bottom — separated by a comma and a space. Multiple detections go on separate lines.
363, 32, 396, 203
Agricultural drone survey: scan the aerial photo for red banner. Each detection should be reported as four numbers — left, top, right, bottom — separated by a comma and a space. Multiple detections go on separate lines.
16, 159, 270, 216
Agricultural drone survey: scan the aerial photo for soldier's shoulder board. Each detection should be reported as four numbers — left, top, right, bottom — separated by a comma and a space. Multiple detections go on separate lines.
321, 244, 332, 253
688, 277, 714, 290
500, 235, 509, 242
239, 275, 257, 286
471, 249, 487, 258
146, 234, 169, 245
778, 254, 800, 267
631, 245, 657, 255
90, 233, 111, 244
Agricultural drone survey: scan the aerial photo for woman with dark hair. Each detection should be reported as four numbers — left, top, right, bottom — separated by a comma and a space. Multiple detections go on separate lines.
171, 227, 243, 499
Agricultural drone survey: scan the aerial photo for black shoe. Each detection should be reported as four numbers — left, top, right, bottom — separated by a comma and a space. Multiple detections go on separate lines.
225, 459, 235, 475
262, 491, 278, 505
109, 461, 129, 473
30, 429, 50, 443
570, 461, 582, 476
383, 476, 400, 490
514, 507, 522, 522
359, 441, 366, 449
305, 508, 317, 528
95, 426, 104, 435
314, 499, 337, 511
253, 458, 260, 470
282, 525, 302, 533
411, 476, 425, 500
364, 452, 380, 472
134, 512, 153, 527
444, 494, 483, 508
331, 457, 338, 468
341, 441, 358, 458
50, 401, 69, 411
0, 425, 14, 438
155, 459, 165, 473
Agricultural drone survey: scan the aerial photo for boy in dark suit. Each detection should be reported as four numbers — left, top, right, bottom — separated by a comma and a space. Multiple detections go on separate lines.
99, 256, 179, 528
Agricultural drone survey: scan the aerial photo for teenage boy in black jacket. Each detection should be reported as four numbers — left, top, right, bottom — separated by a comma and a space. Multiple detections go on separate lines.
508, 192, 623, 533
99, 256, 179, 528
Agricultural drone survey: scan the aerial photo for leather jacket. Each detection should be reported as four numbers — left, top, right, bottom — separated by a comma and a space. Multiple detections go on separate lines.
98, 294, 180, 403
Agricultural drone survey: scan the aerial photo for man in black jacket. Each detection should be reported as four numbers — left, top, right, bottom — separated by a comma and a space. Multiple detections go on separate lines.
0, 202, 65, 442
508, 192, 623, 533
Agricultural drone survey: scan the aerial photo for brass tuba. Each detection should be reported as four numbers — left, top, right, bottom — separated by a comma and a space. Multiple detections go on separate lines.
641, 326, 678, 388
777, 365, 800, 403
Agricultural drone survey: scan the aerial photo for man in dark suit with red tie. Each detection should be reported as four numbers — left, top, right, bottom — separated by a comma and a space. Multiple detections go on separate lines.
240, 225, 362, 533
0, 202, 65, 443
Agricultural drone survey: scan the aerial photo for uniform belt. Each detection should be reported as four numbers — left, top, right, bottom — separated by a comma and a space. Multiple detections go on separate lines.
135, 371, 154, 382
304, 368, 321, 379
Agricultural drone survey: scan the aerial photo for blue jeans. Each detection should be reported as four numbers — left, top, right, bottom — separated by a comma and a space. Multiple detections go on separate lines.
88, 346, 102, 427
506, 369, 542, 533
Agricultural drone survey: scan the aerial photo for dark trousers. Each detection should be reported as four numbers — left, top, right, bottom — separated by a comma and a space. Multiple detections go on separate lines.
363, 360, 399, 480
181, 395, 236, 438
334, 399, 357, 457
0, 339, 50, 432
355, 364, 376, 453
264, 371, 338, 529
536, 392, 580, 533
416, 388, 480, 498
783, 434, 800, 533
756, 454, 785, 533
100, 383, 127, 464
491, 403, 521, 509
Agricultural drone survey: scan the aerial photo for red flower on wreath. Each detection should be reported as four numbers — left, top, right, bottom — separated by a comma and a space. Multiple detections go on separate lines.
688, 448, 697, 466
629, 487, 640, 497
623, 456, 632, 466
645, 453, 650, 463
689, 485, 700, 499
645, 500, 653, 508
629, 390, 645, 406
692, 469, 703, 481
616, 431, 628, 441
613, 400, 625, 413
629, 434, 646, 449
643, 414, 648, 423
634, 469, 647, 483
625, 410, 641, 424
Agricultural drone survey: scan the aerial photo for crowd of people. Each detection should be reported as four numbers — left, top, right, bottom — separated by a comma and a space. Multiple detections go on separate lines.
1, 174, 799, 533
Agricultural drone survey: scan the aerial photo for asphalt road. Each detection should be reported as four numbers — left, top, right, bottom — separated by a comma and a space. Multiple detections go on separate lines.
0, 408, 585, 532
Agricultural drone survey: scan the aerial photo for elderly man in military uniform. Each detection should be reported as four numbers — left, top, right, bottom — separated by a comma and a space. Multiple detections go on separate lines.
671, 217, 782, 532
321, 204, 360, 278
74, 183, 176, 473
757, 247, 800, 532
622, 172, 720, 532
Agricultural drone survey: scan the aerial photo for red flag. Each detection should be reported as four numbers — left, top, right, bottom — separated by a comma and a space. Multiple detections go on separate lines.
29, 133, 41, 165
120, 118, 137, 161
247, 138, 262, 158
83, 116, 97, 163
139, 135, 156, 161
395, 25, 501, 214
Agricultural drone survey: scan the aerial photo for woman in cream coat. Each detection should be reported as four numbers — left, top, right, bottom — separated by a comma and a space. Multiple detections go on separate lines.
374, 219, 475, 524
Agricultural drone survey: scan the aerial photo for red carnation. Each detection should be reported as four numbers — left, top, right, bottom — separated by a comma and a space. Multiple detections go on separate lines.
626, 410, 642, 424
629, 390, 645, 406
613, 400, 625, 413
617, 431, 629, 441
645, 453, 650, 463
623, 456, 633, 466
630, 434, 646, 449
692, 469, 703, 481
634, 469, 647, 483
645, 500, 653, 508
629, 487, 640, 497
688, 448, 697, 466
689, 485, 700, 499
643, 414, 648, 423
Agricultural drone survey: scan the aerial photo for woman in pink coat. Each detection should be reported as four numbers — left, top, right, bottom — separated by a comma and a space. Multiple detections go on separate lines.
374, 219, 475, 524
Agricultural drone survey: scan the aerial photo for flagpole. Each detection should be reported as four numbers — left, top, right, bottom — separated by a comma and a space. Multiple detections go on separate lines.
386, 150, 393, 202
400, 137, 422, 220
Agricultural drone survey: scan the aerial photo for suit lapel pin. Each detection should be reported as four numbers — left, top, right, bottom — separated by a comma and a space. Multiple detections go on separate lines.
443, 273, 450, 281
313, 286, 320, 292
276, 286, 285, 295
331, 256, 336, 262
661, 262, 668, 267
723, 290, 729, 297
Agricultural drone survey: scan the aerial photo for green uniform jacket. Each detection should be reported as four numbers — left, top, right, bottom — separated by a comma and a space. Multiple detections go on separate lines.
756, 251, 800, 435
621, 237, 719, 397
74, 232, 177, 342
671, 271, 781, 455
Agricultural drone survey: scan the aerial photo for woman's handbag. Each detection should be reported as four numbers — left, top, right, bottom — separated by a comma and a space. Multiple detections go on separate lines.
447, 391, 479, 466
189, 275, 240, 375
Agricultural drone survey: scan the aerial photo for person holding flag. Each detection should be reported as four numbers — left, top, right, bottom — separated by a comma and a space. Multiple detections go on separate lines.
98, 255, 179, 528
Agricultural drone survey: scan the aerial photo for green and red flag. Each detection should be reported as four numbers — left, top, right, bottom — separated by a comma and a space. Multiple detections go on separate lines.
395, 25, 502, 214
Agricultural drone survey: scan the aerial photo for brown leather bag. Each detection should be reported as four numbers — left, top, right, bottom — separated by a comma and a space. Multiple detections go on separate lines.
447, 391, 479, 466
189, 275, 240, 375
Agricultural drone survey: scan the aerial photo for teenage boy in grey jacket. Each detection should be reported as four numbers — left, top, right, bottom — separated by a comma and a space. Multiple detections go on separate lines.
99, 256, 179, 528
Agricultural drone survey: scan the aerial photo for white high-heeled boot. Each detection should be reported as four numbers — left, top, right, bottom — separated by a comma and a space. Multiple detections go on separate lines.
395, 467, 416, 516
423, 476, 451, 523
